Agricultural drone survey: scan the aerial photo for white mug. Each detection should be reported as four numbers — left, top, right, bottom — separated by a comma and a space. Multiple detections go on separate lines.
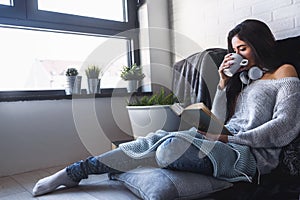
223, 53, 248, 77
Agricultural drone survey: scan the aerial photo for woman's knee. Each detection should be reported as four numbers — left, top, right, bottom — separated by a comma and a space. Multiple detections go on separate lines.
155, 137, 191, 167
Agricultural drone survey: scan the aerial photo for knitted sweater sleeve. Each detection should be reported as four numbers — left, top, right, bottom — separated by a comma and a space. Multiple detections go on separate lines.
211, 86, 227, 124
228, 92, 300, 148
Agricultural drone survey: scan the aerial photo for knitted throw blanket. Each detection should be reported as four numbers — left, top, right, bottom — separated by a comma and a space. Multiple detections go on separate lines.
120, 128, 256, 182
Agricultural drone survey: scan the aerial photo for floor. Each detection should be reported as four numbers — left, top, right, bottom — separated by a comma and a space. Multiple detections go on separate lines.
0, 165, 139, 200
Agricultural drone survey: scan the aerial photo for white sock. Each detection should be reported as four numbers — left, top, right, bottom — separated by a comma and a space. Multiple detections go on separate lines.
32, 168, 79, 196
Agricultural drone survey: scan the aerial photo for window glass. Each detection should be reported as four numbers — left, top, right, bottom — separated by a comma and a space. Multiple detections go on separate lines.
0, 26, 130, 91
0, 0, 13, 6
37, 0, 127, 22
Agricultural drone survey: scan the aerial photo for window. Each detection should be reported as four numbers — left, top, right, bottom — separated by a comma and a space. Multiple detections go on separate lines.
0, 0, 13, 6
0, 0, 141, 100
0, 26, 130, 91
37, 0, 126, 22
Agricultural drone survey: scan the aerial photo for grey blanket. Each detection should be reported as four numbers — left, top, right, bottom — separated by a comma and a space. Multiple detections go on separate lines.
120, 128, 257, 182
172, 48, 227, 108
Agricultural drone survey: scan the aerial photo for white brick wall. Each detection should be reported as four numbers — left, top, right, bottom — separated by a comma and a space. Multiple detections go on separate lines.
170, 0, 300, 56
273, 3, 300, 20
296, 16, 300, 27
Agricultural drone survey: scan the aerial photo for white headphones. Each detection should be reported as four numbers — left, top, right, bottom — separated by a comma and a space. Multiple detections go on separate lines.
239, 66, 265, 84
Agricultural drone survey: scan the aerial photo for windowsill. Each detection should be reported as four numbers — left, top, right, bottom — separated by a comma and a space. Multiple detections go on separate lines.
0, 88, 152, 102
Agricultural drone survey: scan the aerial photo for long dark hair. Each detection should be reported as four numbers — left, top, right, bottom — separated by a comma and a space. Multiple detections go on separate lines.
225, 19, 282, 121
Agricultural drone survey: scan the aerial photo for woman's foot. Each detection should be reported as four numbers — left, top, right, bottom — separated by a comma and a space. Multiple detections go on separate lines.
32, 168, 79, 196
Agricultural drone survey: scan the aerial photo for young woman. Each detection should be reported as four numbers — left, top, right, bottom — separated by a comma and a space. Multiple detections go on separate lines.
33, 19, 300, 196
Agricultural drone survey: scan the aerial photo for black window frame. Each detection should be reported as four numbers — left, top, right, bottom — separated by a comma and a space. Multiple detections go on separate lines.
0, 0, 141, 101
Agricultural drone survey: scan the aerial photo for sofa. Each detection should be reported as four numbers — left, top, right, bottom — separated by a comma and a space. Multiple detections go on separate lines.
82, 36, 300, 200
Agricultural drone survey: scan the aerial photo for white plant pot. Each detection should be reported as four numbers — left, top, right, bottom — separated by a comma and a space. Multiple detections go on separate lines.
127, 105, 180, 138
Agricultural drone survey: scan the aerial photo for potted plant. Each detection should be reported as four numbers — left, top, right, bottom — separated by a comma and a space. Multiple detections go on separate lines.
85, 65, 103, 94
120, 63, 145, 92
65, 68, 81, 95
127, 88, 180, 138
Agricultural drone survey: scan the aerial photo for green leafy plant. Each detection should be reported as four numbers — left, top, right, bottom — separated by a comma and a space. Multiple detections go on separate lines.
65, 68, 78, 76
120, 63, 145, 81
85, 65, 103, 79
128, 88, 178, 106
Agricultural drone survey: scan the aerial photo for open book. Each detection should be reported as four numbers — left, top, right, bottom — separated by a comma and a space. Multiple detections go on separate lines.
170, 102, 232, 135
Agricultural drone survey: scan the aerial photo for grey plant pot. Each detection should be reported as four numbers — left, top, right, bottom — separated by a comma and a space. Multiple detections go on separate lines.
65, 76, 82, 95
88, 78, 100, 94
127, 80, 138, 93
65, 76, 76, 95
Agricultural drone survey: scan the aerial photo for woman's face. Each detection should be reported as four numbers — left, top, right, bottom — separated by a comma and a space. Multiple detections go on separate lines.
231, 35, 256, 69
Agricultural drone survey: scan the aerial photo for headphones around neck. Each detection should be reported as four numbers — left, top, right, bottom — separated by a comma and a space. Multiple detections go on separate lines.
239, 66, 265, 84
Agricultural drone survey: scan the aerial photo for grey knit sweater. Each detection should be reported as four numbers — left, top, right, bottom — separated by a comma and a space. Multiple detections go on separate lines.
212, 77, 300, 174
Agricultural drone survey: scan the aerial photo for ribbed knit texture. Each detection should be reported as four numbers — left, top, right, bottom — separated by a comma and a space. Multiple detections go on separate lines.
223, 77, 300, 174
120, 128, 257, 182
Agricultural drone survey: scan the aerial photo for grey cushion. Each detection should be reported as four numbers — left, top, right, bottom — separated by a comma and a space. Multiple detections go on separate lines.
110, 167, 233, 200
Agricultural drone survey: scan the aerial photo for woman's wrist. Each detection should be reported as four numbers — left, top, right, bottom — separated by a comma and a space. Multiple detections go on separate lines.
218, 79, 228, 90
222, 135, 228, 143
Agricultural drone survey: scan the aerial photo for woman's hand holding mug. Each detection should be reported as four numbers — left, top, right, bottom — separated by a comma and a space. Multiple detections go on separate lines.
223, 53, 248, 77
218, 53, 248, 89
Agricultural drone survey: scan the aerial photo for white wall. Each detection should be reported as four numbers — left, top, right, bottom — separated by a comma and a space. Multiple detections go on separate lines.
171, 0, 300, 56
140, 0, 174, 91
0, 97, 133, 176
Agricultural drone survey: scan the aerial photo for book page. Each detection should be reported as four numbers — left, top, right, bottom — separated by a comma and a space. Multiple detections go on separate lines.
175, 102, 232, 135
185, 103, 221, 125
